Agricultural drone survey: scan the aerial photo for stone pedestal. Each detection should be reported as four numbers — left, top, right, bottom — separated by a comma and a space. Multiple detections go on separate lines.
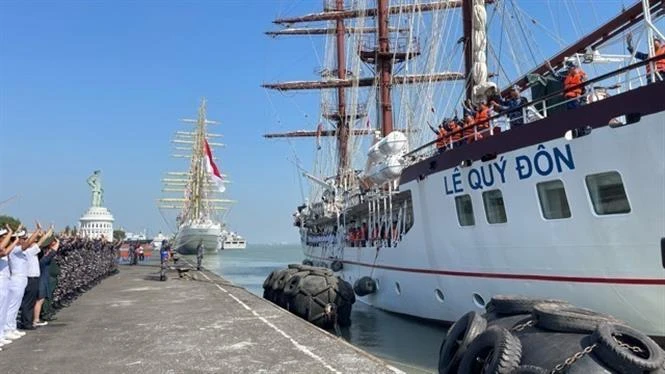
79, 206, 114, 240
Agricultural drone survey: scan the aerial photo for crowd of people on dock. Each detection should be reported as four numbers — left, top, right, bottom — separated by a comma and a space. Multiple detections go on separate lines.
0, 223, 119, 351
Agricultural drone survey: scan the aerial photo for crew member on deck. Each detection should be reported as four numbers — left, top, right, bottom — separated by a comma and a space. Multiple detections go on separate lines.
473, 102, 491, 140
627, 34, 665, 82
491, 86, 529, 129
562, 61, 587, 109
429, 123, 448, 153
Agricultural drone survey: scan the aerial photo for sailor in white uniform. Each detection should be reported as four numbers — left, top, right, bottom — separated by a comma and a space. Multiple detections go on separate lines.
4, 228, 36, 340
0, 227, 19, 349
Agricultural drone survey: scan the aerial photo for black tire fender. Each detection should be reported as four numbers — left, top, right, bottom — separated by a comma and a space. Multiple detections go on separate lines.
510, 365, 548, 373
353, 276, 377, 297
458, 326, 522, 374
262, 270, 279, 289
591, 322, 665, 373
533, 302, 619, 333
487, 295, 568, 315
438, 311, 487, 374
331, 260, 343, 272
283, 274, 303, 297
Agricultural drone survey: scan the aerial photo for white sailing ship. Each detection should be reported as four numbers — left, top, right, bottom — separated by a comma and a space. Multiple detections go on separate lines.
159, 99, 236, 254
264, 0, 665, 338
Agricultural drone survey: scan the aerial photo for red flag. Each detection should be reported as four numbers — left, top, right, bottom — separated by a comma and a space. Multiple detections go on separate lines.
204, 139, 225, 193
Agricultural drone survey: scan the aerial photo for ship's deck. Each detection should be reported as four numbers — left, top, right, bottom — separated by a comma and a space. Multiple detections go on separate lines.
2, 262, 400, 374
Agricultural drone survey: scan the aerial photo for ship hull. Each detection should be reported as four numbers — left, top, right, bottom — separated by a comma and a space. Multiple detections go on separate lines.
301, 106, 665, 338
175, 223, 222, 254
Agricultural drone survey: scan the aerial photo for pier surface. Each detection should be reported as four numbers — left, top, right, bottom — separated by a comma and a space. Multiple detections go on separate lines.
3, 264, 400, 374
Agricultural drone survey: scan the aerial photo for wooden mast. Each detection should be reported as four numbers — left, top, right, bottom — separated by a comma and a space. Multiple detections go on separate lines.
462, 0, 474, 102
377, 0, 394, 136
334, 0, 350, 186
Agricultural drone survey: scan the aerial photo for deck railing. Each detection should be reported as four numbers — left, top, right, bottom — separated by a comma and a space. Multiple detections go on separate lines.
407, 54, 665, 161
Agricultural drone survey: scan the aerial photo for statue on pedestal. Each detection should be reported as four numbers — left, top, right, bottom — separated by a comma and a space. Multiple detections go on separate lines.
87, 170, 104, 207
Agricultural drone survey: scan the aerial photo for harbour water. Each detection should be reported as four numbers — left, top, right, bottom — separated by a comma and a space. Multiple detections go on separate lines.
192, 244, 448, 374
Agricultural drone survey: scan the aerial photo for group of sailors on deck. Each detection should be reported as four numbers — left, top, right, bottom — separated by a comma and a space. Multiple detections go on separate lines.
431, 36, 665, 153
305, 221, 402, 248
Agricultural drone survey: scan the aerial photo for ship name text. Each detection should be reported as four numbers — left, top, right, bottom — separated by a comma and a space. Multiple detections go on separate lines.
443, 144, 575, 195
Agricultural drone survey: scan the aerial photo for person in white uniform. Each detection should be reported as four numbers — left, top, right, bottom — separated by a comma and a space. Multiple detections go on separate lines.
4, 225, 42, 339
19, 224, 51, 330
0, 225, 20, 349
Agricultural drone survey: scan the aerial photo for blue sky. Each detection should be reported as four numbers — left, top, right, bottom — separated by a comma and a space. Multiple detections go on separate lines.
0, 0, 653, 243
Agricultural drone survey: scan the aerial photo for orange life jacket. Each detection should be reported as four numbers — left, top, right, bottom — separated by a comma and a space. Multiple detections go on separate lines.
474, 106, 490, 129
647, 45, 665, 74
448, 121, 462, 142
435, 128, 447, 149
463, 117, 476, 141
564, 69, 586, 98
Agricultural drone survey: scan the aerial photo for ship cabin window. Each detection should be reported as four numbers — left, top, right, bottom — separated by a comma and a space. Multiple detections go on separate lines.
585, 171, 631, 215
455, 195, 475, 226
537, 180, 571, 219
482, 189, 507, 224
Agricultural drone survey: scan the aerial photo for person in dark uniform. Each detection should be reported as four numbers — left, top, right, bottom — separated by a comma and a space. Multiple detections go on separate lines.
196, 240, 204, 271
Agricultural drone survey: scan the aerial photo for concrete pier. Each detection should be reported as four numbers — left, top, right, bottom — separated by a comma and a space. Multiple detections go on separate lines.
3, 264, 402, 374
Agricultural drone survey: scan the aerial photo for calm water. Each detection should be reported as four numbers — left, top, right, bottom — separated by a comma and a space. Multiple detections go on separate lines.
193, 244, 448, 374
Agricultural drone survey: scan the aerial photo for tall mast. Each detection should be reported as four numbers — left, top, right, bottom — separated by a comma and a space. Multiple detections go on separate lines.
193, 99, 207, 220
335, 0, 350, 185
377, 0, 394, 136
462, 0, 474, 102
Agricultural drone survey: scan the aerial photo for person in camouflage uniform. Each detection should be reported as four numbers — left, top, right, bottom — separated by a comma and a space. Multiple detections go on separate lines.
44, 236, 120, 319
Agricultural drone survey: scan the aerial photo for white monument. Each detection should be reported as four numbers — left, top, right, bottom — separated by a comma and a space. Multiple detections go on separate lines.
79, 170, 114, 240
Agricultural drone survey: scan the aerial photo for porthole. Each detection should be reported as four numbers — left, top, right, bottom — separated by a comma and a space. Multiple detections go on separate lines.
435, 289, 445, 303
473, 293, 486, 308
395, 282, 401, 295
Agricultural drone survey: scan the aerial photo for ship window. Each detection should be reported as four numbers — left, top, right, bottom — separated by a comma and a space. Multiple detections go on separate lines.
585, 172, 631, 215
537, 180, 571, 219
482, 189, 507, 224
455, 195, 475, 226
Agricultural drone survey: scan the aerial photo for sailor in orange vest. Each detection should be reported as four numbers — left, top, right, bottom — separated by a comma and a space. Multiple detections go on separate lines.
562, 61, 587, 109
462, 113, 477, 143
627, 35, 665, 83
447, 118, 463, 148
474, 103, 491, 140
428, 123, 448, 153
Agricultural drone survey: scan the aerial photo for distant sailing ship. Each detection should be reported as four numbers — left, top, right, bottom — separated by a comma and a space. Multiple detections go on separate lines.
264, 0, 665, 338
159, 99, 237, 254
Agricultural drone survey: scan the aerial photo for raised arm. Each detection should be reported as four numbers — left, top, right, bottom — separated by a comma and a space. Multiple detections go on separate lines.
23, 221, 43, 250
37, 224, 55, 247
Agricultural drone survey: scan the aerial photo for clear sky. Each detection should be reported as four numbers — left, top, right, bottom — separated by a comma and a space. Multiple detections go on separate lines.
0, 0, 654, 243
